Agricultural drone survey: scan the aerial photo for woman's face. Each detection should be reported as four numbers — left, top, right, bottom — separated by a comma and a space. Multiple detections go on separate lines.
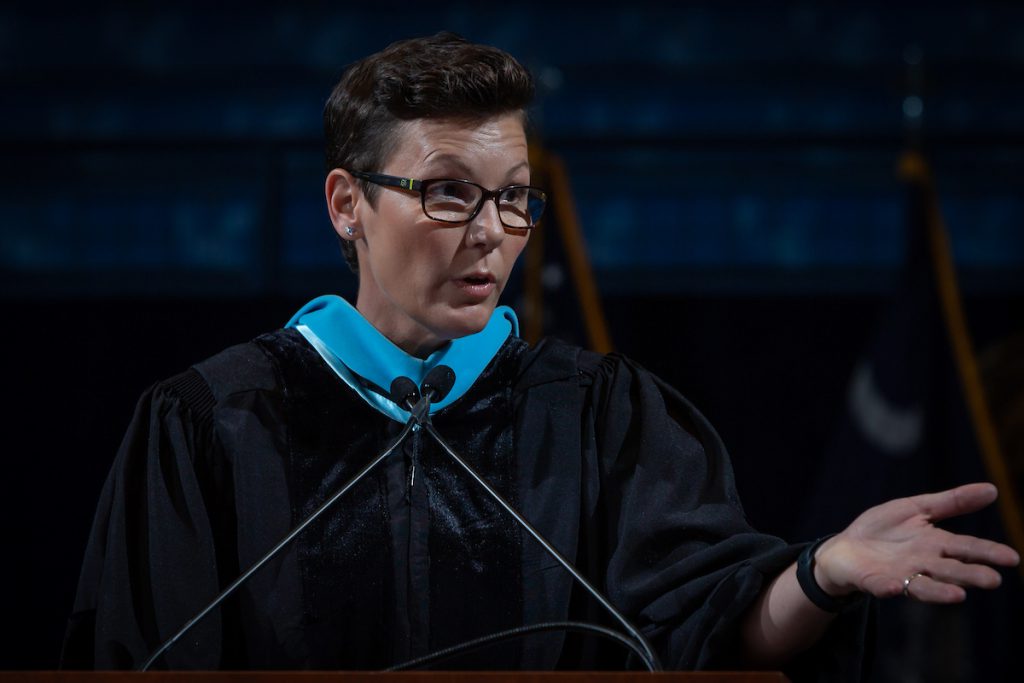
345, 113, 530, 357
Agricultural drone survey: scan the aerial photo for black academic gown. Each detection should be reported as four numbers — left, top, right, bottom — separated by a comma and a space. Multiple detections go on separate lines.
62, 330, 869, 677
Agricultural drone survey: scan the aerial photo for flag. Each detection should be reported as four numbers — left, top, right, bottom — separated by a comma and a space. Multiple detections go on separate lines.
800, 150, 1023, 681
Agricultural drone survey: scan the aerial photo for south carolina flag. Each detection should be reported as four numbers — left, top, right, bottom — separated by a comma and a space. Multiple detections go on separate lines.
799, 151, 1023, 682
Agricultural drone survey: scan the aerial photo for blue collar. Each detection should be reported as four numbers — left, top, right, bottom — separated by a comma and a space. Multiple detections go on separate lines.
285, 295, 519, 423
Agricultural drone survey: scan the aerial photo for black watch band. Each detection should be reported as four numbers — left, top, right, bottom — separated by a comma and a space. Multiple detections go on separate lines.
796, 535, 863, 613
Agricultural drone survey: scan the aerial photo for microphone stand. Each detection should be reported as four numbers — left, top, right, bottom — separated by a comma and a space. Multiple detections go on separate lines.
141, 365, 661, 672
139, 394, 428, 671
415, 416, 662, 672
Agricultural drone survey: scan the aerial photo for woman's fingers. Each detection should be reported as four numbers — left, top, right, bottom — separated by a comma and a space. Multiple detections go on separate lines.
856, 557, 1003, 600
924, 557, 1003, 590
901, 573, 967, 603
909, 482, 998, 522
941, 532, 1020, 567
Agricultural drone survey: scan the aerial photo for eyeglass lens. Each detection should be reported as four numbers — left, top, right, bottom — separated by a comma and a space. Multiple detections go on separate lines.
422, 180, 545, 228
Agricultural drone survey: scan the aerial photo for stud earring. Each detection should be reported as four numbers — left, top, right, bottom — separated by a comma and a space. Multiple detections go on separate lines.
345, 227, 356, 237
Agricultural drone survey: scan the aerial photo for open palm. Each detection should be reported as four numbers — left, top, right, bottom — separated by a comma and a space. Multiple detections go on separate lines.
815, 483, 1020, 602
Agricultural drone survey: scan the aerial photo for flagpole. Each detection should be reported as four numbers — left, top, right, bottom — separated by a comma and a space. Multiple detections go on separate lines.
899, 47, 1023, 569
524, 144, 548, 346
900, 151, 1024, 576
545, 153, 613, 353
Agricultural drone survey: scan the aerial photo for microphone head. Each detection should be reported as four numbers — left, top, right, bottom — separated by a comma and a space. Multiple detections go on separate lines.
389, 376, 420, 409
420, 365, 456, 402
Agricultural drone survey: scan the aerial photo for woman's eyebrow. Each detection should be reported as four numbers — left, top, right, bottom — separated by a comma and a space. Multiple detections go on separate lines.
421, 153, 475, 178
503, 160, 530, 181
420, 154, 530, 183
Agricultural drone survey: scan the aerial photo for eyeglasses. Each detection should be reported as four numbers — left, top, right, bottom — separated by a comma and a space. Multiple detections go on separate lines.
348, 170, 547, 230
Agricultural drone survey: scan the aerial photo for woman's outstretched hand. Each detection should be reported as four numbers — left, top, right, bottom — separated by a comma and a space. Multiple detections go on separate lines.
743, 482, 1019, 665
813, 482, 1020, 602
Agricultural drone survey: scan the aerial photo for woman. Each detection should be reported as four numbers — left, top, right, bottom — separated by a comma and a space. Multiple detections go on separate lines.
63, 33, 1018, 676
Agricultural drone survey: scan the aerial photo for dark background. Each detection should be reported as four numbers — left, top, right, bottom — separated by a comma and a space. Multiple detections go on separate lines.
2, 2, 1022, 679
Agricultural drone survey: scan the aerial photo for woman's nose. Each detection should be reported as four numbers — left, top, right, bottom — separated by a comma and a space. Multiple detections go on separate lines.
466, 198, 506, 249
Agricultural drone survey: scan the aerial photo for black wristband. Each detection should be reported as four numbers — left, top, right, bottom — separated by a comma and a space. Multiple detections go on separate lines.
796, 535, 863, 613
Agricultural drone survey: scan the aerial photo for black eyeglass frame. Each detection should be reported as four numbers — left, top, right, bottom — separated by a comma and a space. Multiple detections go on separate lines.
347, 170, 547, 229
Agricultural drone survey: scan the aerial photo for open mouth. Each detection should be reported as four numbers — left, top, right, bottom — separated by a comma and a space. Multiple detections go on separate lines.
454, 273, 497, 298
461, 275, 493, 286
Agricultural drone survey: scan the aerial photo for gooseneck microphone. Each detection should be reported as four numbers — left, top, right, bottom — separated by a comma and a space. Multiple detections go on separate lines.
404, 387, 662, 672
141, 363, 660, 672
389, 376, 420, 409
419, 365, 455, 405
139, 371, 448, 671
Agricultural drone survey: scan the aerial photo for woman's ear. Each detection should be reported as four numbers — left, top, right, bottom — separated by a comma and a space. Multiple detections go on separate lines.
325, 169, 362, 240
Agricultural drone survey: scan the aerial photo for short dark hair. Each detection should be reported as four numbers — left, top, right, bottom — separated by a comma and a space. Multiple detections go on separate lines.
323, 32, 535, 272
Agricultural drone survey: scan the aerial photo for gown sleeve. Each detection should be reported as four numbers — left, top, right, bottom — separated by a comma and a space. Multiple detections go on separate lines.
588, 352, 871, 680
61, 368, 226, 670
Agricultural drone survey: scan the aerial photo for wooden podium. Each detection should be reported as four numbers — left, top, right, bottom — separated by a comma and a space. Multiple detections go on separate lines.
0, 673, 790, 682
